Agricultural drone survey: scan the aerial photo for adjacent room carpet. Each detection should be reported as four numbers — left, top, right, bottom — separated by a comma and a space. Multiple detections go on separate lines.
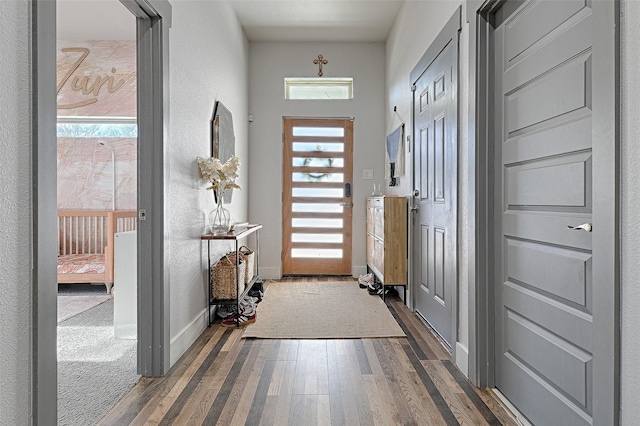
58, 284, 112, 323
58, 298, 139, 426
242, 281, 406, 339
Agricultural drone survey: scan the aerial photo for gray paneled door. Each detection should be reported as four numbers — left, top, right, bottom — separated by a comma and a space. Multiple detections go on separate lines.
491, 1, 617, 424
412, 10, 459, 348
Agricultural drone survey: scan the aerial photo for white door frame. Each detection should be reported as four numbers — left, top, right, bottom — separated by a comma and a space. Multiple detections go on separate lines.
32, 0, 172, 421
468, 0, 620, 423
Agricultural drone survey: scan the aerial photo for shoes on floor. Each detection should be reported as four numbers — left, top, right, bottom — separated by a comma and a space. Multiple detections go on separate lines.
221, 311, 257, 327
248, 280, 264, 301
217, 293, 259, 320
358, 273, 373, 288
240, 302, 257, 317
385, 287, 399, 297
368, 282, 383, 295
216, 287, 261, 326
247, 288, 264, 301
216, 304, 237, 319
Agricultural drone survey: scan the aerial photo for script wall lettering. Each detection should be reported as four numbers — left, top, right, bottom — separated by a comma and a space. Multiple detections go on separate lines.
57, 47, 126, 109
57, 40, 136, 117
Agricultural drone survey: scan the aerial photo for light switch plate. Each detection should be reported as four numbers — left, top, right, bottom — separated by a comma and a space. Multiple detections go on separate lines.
363, 169, 374, 180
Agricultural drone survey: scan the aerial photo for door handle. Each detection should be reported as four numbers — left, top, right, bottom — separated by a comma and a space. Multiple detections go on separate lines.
410, 206, 418, 213
340, 202, 353, 209
567, 223, 592, 232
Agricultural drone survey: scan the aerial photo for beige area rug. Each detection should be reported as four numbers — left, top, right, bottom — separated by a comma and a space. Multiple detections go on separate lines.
242, 281, 406, 339
58, 295, 112, 323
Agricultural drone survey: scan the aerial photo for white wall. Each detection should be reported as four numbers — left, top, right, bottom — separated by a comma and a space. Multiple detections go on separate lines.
247, 42, 386, 279
0, 1, 35, 423
168, 1, 249, 365
620, 1, 640, 422
385, 1, 469, 372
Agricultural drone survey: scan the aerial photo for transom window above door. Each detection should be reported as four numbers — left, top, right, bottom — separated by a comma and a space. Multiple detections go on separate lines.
284, 78, 353, 100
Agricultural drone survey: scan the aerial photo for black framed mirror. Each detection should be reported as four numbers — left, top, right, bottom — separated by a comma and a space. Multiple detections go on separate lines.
210, 100, 235, 203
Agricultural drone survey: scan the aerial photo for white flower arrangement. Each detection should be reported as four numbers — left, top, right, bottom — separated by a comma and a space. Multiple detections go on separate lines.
197, 156, 241, 192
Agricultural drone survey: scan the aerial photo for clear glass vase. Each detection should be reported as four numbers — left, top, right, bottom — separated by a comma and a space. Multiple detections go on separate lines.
209, 189, 231, 235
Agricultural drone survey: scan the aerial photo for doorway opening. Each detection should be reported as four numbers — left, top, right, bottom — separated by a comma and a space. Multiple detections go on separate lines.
33, 0, 171, 421
55, 2, 138, 423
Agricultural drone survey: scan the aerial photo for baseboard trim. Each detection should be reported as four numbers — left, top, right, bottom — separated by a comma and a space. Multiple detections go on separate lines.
259, 267, 281, 280
353, 265, 368, 278
170, 307, 208, 366
491, 388, 532, 426
455, 342, 469, 377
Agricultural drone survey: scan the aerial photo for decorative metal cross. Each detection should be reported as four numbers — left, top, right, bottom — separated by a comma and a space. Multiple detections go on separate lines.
313, 54, 328, 77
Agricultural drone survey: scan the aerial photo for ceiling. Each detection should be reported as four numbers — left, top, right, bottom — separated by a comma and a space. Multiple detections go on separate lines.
57, 1, 136, 41
57, 0, 404, 43
229, 1, 404, 42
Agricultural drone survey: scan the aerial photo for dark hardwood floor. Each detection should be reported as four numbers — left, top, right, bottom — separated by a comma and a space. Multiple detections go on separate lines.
99, 278, 517, 425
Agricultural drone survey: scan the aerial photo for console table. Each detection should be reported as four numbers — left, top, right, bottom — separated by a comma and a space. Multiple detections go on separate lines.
201, 224, 262, 326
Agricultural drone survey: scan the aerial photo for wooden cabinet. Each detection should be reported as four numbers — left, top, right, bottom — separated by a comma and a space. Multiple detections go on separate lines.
366, 196, 407, 286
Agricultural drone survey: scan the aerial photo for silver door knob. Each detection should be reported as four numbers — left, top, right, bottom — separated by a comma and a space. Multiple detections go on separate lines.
413, 189, 420, 197
567, 223, 592, 232
410, 206, 419, 213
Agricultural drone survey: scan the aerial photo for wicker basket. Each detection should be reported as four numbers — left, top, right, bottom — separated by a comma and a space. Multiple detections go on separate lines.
239, 245, 255, 284
211, 252, 246, 300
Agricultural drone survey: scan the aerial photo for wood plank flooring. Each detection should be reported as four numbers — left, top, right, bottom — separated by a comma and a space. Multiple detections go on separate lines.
100, 278, 517, 425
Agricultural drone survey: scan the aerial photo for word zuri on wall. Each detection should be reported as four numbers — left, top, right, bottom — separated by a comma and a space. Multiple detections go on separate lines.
57, 47, 126, 110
